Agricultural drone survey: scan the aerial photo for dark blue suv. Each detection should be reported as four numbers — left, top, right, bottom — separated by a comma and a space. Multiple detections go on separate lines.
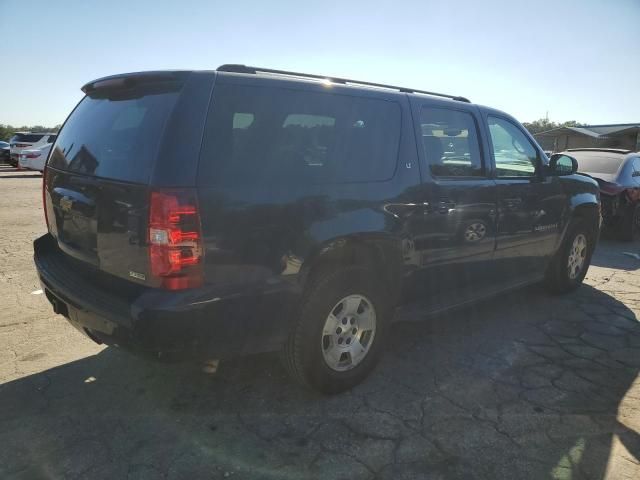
34, 65, 600, 393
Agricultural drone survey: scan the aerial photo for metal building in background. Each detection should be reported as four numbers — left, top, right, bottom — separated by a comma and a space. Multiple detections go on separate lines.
534, 123, 640, 152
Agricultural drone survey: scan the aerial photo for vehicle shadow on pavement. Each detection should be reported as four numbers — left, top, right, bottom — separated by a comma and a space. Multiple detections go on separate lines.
1, 285, 639, 479
0, 174, 43, 179
0, 175, 42, 180
0, 166, 42, 179
590, 239, 640, 271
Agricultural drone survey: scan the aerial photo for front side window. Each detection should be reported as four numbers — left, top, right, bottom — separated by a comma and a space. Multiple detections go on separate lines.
488, 116, 538, 178
419, 107, 483, 177
199, 84, 401, 185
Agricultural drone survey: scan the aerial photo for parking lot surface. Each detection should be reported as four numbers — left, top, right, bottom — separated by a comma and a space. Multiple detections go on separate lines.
0, 164, 639, 479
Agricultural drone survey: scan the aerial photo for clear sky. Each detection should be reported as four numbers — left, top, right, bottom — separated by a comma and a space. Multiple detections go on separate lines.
1, 0, 638, 127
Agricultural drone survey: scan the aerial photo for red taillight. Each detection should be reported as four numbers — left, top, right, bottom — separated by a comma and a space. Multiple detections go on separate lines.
42, 168, 49, 230
148, 189, 204, 290
25, 152, 41, 159
15, 143, 30, 148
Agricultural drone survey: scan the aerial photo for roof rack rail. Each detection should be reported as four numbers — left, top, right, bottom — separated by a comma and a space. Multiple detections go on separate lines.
217, 64, 471, 103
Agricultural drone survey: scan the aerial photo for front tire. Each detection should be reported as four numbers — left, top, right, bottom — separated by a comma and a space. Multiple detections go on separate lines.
282, 266, 391, 394
545, 218, 595, 293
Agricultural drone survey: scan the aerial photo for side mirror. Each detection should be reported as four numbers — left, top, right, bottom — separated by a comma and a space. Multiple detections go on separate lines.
549, 153, 578, 176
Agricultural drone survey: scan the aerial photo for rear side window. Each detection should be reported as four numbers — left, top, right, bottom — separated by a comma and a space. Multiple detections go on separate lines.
419, 107, 483, 177
199, 84, 401, 185
47, 135, 57, 143
13, 133, 45, 143
49, 86, 180, 183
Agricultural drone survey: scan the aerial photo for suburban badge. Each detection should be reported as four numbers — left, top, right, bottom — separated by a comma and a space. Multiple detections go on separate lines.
129, 271, 146, 281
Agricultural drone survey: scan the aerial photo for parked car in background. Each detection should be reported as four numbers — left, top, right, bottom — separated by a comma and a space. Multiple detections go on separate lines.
568, 148, 640, 241
17, 143, 52, 172
0, 141, 10, 164
35, 66, 600, 393
9, 132, 57, 167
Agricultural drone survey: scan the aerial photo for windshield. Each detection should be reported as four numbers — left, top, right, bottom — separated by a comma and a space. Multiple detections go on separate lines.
573, 152, 624, 174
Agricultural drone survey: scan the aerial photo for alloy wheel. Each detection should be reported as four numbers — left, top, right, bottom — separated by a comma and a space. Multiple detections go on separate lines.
321, 294, 376, 372
464, 222, 487, 242
567, 233, 588, 279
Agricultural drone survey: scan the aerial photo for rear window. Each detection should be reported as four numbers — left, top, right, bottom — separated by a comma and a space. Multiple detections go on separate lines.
12, 133, 45, 143
199, 84, 401, 185
49, 85, 180, 183
573, 152, 624, 174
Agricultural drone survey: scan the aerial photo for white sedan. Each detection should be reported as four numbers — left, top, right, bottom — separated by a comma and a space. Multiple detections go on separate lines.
17, 143, 52, 172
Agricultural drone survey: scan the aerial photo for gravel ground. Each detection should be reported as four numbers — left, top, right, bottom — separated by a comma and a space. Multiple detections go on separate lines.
1, 164, 639, 479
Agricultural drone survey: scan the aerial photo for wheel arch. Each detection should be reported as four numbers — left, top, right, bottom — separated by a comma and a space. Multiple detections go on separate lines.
298, 233, 405, 302
558, 197, 600, 249
571, 200, 600, 235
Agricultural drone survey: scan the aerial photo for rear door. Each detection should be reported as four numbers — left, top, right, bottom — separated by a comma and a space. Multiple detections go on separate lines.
45, 75, 186, 286
409, 100, 498, 299
484, 114, 565, 280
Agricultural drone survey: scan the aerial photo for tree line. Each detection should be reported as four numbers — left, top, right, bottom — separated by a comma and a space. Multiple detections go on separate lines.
521, 118, 584, 135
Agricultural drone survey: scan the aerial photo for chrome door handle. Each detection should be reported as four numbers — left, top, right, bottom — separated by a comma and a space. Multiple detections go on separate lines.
437, 200, 456, 214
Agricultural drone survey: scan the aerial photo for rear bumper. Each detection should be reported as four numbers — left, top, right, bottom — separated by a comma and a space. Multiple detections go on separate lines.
20, 157, 44, 171
34, 234, 299, 360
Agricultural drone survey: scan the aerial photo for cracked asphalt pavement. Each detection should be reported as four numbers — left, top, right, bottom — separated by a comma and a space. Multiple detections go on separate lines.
1, 164, 639, 479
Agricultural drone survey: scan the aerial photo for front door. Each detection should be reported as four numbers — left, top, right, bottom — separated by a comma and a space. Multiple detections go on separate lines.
485, 115, 565, 281
408, 102, 498, 303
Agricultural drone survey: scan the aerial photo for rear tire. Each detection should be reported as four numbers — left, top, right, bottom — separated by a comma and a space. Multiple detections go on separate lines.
545, 218, 595, 294
282, 266, 391, 394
